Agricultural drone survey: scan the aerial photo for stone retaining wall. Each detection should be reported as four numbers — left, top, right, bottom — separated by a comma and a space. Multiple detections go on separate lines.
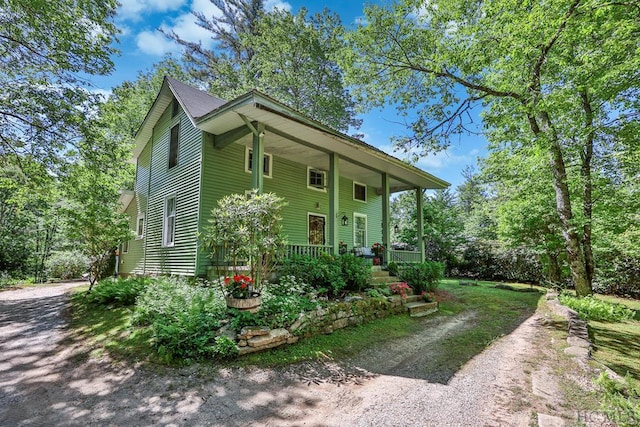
236, 296, 410, 356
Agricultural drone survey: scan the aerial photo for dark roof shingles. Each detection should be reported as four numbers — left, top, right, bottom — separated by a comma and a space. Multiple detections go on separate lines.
166, 77, 226, 120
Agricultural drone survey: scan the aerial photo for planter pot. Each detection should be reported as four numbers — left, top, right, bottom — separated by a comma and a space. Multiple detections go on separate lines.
226, 295, 262, 313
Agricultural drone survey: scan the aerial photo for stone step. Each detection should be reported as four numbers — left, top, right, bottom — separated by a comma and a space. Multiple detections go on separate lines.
372, 270, 393, 277
387, 294, 421, 304
405, 301, 438, 317
403, 294, 422, 303
373, 276, 400, 284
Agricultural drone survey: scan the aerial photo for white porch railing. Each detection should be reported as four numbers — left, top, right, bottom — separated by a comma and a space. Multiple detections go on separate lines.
388, 249, 422, 263
286, 244, 334, 258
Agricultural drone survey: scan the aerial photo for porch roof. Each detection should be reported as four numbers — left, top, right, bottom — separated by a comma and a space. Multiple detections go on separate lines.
134, 77, 449, 192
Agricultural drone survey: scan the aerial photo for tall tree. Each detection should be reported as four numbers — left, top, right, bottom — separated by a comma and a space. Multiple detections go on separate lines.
165, 1, 360, 132
343, 0, 640, 296
0, 0, 118, 172
61, 59, 189, 287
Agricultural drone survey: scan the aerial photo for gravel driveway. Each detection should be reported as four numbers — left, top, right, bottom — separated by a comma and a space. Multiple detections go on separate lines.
0, 282, 601, 426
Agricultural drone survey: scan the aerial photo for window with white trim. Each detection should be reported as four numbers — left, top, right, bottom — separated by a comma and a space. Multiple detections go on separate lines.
163, 196, 176, 247
354, 213, 367, 247
307, 167, 326, 191
245, 147, 272, 178
136, 214, 145, 239
121, 240, 129, 254
353, 182, 367, 202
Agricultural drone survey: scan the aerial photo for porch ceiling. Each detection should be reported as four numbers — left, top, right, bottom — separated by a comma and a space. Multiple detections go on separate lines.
226, 132, 403, 190
196, 94, 449, 193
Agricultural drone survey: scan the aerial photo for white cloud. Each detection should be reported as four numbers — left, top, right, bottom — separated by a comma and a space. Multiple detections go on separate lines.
91, 88, 113, 101
264, 0, 291, 12
354, 16, 368, 26
136, 30, 177, 56
119, 0, 187, 21
416, 148, 474, 170
117, 24, 132, 37
132, 0, 291, 57
190, 0, 223, 19
372, 139, 476, 172
134, 0, 223, 56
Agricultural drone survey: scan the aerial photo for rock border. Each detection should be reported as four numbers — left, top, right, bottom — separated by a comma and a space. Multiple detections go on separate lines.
233, 295, 437, 356
545, 290, 592, 360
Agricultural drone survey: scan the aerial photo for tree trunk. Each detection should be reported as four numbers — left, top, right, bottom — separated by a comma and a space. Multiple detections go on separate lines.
539, 112, 592, 296
580, 91, 595, 286
545, 248, 563, 284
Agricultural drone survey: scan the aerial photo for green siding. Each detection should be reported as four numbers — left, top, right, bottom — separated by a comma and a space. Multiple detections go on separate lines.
196, 141, 383, 275
125, 106, 385, 277
120, 134, 152, 275
338, 179, 382, 248
142, 105, 202, 275
120, 196, 144, 274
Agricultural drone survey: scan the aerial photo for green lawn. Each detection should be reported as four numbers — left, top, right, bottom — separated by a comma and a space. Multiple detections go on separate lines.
587, 295, 640, 392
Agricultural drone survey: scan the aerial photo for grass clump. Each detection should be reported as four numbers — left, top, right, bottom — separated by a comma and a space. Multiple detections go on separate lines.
559, 294, 635, 322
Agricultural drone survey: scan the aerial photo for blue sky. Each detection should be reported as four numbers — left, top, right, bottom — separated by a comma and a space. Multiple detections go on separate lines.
94, 0, 486, 189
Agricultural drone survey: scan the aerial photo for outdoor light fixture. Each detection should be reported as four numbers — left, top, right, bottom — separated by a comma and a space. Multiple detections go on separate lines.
341, 215, 349, 226
394, 224, 400, 233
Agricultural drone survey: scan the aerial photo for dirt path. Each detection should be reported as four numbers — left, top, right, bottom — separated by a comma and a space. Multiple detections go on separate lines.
0, 283, 600, 426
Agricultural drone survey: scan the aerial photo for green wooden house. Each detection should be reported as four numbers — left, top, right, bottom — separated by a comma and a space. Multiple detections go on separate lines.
118, 77, 449, 277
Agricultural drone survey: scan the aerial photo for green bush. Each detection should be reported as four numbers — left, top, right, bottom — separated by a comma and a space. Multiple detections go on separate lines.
258, 290, 316, 329
153, 303, 220, 362
387, 261, 398, 276
270, 275, 313, 297
400, 261, 444, 294
559, 294, 635, 322
280, 253, 346, 296
45, 250, 89, 280
339, 254, 371, 292
85, 276, 151, 306
132, 277, 226, 326
596, 372, 640, 425
132, 278, 227, 360
212, 336, 238, 360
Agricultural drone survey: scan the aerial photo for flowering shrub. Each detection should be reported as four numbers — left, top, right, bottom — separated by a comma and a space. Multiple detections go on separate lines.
270, 275, 313, 297
224, 274, 258, 298
390, 282, 412, 298
421, 291, 435, 302
371, 242, 384, 256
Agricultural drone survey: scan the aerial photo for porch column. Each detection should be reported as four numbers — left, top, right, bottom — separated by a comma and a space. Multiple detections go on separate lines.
381, 173, 390, 264
251, 122, 266, 193
416, 187, 425, 262
329, 153, 339, 255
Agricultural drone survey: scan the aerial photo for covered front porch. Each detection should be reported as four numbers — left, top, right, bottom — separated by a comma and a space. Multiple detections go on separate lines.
198, 90, 448, 267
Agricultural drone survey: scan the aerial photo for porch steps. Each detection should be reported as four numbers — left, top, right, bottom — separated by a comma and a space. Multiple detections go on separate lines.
405, 301, 439, 317
371, 267, 438, 317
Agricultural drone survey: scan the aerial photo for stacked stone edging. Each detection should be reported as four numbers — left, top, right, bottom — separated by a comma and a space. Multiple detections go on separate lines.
545, 290, 592, 360
235, 295, 428, 356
